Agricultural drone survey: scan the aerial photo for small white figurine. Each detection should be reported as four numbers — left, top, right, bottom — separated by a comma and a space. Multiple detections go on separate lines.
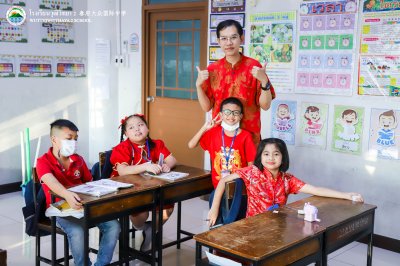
303, 202, 320, 222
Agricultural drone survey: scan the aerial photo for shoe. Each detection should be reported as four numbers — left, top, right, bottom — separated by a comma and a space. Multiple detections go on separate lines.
140, 221, 152, 252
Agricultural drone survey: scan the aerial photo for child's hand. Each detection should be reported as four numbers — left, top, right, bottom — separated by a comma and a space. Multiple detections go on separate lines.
145, 163, 162, 175
204, 113, 222, 131
207, 207, 219, 227
65, 191, 82, 210
348, 193, 364, 202
161, 164, 171, 173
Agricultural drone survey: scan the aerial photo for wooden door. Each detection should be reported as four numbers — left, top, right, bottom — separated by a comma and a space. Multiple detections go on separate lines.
143, 3, 207, 168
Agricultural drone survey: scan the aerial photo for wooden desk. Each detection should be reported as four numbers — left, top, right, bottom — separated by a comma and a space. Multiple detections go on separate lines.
73, 175, 162, 266
156, 165, 213, 266
194, 211, 325, 266
281, 196, 377, 266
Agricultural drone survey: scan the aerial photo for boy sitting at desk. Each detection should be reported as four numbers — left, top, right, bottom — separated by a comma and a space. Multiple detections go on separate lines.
36, 119, 120, 266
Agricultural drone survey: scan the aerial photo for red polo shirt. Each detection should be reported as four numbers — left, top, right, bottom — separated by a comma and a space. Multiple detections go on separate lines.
202, 54, 276, 144
36, 147, 92, 208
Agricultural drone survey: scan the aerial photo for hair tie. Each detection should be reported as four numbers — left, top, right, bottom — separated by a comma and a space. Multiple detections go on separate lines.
118, 116, 129, 129
134, 113, 145, 119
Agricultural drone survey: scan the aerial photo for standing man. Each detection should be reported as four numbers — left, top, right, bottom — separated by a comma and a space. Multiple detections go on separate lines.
196, 20, 276, 146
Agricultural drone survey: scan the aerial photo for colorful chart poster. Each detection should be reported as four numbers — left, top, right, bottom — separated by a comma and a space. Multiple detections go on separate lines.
358, 55, 400, 96
211, 0, 245, 13
55, 56, 86, 77
0, 54, 15, 77
0, 0, 25, 6
39, 0, 73, 10
369, 108, 400, 160
359, 2, 400, 96
0, 18, 28, 43
299, 102, 329, 149
332, 105, 364, 155
41, 22, 74, 43
249, 12, 296, 93
296, 1, 358, 96
18, 55, 53, 77
271, 100, 297, 145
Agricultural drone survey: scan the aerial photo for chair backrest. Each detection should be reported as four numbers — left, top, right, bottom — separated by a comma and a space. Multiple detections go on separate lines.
225, 180, 247, 200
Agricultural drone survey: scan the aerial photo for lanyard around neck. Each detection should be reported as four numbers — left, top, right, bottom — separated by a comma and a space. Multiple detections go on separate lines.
221, 128, 238, 169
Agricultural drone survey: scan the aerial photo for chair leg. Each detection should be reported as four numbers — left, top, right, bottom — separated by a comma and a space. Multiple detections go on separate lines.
64, 235, 69, 266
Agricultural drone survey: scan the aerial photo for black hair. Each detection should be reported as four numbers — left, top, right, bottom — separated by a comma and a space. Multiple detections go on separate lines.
120, 114, 155, 149
220, 97, 244, 113
216, 19, 243, 38
50, 119, 78, 135
253, 138, 290, 172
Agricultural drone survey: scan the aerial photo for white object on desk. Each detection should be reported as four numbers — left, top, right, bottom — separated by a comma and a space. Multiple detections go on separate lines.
205, 251, 242, 266
303, 202, 320, 222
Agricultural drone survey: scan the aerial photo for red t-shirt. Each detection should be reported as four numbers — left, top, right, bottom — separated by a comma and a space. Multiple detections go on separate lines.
36, 148, 93, 208
236, 165, 305, 217
199, 125, 256, 188
110, 138, 171, 177
202, 54, 276, 144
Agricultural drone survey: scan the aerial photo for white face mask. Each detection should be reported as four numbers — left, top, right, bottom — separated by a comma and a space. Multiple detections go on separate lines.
221, 121, 240, 132
60, 139, 77, 157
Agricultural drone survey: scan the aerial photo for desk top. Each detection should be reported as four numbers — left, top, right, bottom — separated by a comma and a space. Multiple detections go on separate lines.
193, 211, 325, 261
280, 196, 377, 229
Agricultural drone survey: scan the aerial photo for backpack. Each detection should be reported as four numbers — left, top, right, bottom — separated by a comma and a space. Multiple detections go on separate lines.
91, 150, 113, 180
21, 179, 50, 236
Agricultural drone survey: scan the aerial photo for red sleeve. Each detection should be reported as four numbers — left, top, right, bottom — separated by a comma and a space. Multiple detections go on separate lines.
199, 129, 212, 152
235, 165, 256, 188
110, 141, 132, 166
286, 173, 306, 194
79, 157, 93, 182
244, 133, 256, 163
153, 139, 171, 162
36, 156, 51, 181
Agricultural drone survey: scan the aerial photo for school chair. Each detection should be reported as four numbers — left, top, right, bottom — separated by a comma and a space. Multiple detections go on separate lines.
31, 168, 71, 266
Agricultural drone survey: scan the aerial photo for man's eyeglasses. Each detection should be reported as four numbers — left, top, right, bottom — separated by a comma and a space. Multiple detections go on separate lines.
219, 34, 240, 43
222, 109, 242, 117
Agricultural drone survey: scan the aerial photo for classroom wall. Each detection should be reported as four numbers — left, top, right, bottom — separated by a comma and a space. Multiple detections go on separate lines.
0, 1, 89, 185
249, 0, 400, 240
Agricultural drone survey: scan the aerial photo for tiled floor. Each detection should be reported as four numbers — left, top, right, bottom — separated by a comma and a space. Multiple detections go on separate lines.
1, 191, 399, 265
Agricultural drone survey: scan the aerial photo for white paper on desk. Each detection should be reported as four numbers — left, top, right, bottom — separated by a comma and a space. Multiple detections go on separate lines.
205, 251, 242, 266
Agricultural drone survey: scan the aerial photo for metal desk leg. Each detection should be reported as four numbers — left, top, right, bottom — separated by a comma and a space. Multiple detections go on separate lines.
177, 201, 182, 249
367, 232, 373, 266
195, 242, 202, 266
83, 216, 89, 266
51, 216, 56, 266
158, 192, 164, 266
151, 197, 157, 266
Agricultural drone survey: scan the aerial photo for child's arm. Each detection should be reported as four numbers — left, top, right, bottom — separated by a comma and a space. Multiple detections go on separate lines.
207, 173, 241, 227
41, 173, 83, 209
299, 184, 364, 202
188, 114, 222, 149
117, 163, 162, 176
161, 154, 177, 173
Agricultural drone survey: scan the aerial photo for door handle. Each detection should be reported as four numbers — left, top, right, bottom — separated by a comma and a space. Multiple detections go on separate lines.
146, 96, 155, 102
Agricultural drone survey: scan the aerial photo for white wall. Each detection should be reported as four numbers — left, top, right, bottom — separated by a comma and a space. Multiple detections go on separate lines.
0, 1, 88, 184
247, 0, 400, 239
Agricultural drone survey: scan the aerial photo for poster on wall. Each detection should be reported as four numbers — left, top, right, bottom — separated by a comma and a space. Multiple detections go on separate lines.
0, 54, 15, 77
41, 22, 74, 43
368, 108, 400, 160
296, 1, 358, 96
0, 18, 28, 43
211, 0, 245, 13
358, 55, 400, 96
358, 1, 400, 96
55, 56, 86, 77
18, 55, 53, 77
39, 0, 73, 10
299, 102, 329, 149
209, 46, 243, 61
271, 100, 297, 145
249, 11, 296, 93
332, 105, 364, 155
0, 0, 25, 6
210, 13, 245, 28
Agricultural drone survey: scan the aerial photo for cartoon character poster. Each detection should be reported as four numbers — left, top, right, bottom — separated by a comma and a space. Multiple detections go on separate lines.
332, 105, 364, 154
271, 100, 297, 145
369, 109, 400, 160
299, 102, 328, 148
